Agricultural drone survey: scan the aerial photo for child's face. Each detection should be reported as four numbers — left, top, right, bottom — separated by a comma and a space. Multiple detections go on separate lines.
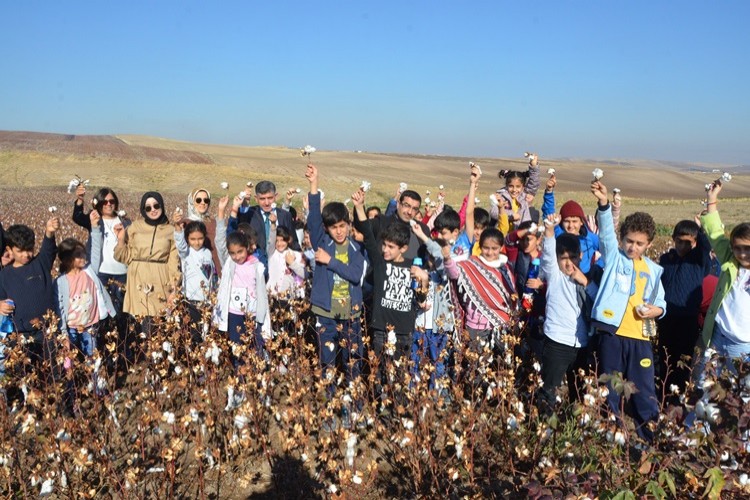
275, 236, 289, 252
228, 243, 249, 264
732, 237, 750, 269
438, 228, 460, 245
473, 224, 485, 243
480, 237, 503, 262
327, 220, 350, 245
557, 251, 582, 277
72, 247, 88, 270
673, 234, 697, 258
366, 208, 379, 220
188, 231, 205, 251
9, 246, 32, 267
506, 178, 524, 200
562, 217, 583, 235
303, 231, 312, 249
520, 233, 539, 254
381, 240, 407, 262
620, 231, 652, 260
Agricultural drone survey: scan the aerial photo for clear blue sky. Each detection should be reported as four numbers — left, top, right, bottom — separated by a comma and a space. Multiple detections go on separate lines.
2, 1, 749, 164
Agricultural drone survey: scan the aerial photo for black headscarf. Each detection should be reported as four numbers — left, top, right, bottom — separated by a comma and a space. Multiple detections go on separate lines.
140, 191, 169, 226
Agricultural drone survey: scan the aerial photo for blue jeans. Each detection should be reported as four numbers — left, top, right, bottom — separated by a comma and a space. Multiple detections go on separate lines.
316, 316, 362, 398
67, 324, 103, 396
710, 330, 750, 375
227, 313, 266, 368
68, 327, 97, 357
411, 329, 447, 388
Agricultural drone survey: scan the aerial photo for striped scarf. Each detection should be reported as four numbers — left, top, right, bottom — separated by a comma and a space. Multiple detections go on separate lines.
455, 256, 517, 330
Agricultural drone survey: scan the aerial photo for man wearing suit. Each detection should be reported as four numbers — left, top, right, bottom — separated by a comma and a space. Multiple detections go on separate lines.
237, 180, 300, 256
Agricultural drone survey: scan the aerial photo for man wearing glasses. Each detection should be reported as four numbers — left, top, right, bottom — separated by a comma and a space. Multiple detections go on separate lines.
357, 190, 428, 260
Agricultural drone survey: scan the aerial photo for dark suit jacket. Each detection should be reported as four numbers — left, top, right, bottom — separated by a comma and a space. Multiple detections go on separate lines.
237, 205, 300, 254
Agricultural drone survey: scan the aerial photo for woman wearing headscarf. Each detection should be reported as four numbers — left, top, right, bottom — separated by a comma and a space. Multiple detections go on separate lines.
113, 192, 181, 319
186, 187, 224, 273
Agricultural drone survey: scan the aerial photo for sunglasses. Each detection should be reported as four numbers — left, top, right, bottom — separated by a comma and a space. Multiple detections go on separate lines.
194, 197, 210, 204
144, 203, 161, 213
101, 199, 116, 206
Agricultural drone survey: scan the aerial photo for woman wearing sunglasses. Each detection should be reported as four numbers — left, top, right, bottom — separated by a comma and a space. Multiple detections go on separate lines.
113, 192, 181, 327
185, 188, 224, 273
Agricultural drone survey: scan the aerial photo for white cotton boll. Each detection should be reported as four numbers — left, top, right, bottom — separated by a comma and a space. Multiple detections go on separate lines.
409, 219, 417, 227
117, 210, 126, 217
740, 473, 749, 486
295, 187, 301, 193
271, 203, 277, 210
352, 473, 363, 485
175, 207, 183, 215
528, 223, 538, 234
48, 206, 57, 213
162, 412, 175, 425
424, 197, 431, 204
439, 184, 444, 190
399, 182, 408, 192
614, 431, 626, 446
547, 168, 556, 176
612, 188, 621, 194
345, 434, 357, 466
705, 183, 713, 191
402, 418, 414, 430
425, 190, 431, 195
303, 145, 316, 154
592, 168, 604, 180
67, 179, 80, 193
162, 341, 172, 353
579, 413, 591, 425
722, 172, 732, 182
360, 180, 371, 192
469, 162, 482, 174
328, 484, 338, 494
220, 182, 229, 190
474, 197, 481, 204
696, 399, 720, 425
40, 478, 54, 496
206, 342, 221, 365
583, 394, 596, 406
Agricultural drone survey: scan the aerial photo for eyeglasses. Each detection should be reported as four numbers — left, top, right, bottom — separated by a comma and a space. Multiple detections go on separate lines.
102, 199, 116, 206
194, 197, 210, 204
144, 203, 161, 213
400, 201, 419, 212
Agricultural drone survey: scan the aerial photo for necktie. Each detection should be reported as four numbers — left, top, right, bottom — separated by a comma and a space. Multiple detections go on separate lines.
264, 212, 271, 241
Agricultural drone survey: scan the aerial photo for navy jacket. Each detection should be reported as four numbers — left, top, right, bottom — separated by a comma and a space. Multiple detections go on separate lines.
0, 235, 57, 332
307, 193, 367, 316
658, 231, 712, 317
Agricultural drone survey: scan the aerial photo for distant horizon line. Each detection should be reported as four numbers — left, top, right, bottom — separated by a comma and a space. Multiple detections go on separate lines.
1, 128, 745, 170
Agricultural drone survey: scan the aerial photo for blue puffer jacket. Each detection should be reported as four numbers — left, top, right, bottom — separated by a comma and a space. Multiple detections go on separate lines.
307, 192, 367, 315
591, 204, 666, 334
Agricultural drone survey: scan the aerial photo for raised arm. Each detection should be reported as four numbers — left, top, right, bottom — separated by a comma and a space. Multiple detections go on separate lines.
464, 165, 480, 243
524, 153, 541, 197
89, 211, 104, 271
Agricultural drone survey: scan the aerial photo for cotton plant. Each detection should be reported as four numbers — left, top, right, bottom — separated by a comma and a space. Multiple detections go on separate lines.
592, 168, 604, 181
300, 144, 316, 158
67, 175, 90, 194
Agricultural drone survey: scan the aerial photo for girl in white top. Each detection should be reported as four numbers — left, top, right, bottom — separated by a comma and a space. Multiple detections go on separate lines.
266, 225, 305, 298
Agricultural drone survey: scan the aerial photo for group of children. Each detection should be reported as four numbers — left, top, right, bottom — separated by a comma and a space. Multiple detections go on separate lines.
0, 156, 748, 441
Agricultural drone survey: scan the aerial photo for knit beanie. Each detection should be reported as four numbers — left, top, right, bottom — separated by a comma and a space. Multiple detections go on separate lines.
559, 200, 586, 221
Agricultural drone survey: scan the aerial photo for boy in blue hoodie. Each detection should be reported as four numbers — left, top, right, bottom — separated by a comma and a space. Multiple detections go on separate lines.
305, 164, 368, 407
590, 180, 666, 443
